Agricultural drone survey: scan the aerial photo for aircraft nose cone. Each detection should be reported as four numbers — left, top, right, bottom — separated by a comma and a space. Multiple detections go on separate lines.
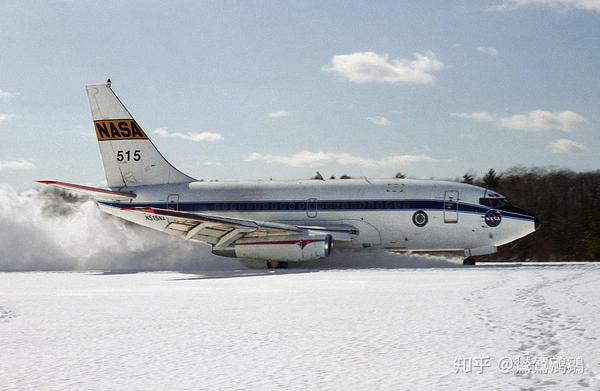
534, 216, 541, 230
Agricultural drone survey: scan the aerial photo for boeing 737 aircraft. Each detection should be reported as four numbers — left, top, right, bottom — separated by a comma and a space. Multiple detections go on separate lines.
38, 81, 539, 267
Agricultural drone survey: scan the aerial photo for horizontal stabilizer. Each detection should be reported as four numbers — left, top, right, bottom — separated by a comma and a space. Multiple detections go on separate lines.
36, 180, 136, 201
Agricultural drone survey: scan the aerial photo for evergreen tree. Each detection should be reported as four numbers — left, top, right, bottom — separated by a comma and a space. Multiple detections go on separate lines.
461, 173, 475, 184
482, 168, 502, 189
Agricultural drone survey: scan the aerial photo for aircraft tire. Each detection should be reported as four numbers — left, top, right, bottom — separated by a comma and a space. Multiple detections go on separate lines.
266, 261, 288, 269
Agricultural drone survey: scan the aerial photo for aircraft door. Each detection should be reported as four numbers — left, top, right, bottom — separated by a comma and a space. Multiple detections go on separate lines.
167, 194, 179, 210
443, 190, 459, 223
307, 198, 317, 218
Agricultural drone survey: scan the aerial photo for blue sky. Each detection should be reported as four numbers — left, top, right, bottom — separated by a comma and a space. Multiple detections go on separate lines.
0, 0, 599, 188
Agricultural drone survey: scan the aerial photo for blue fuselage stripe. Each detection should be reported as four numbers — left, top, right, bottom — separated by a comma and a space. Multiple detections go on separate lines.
100, 199, 535, 222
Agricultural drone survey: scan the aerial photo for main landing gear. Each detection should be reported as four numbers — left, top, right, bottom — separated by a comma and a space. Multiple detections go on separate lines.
463, 246, 495, 265
266, 261, 289, 269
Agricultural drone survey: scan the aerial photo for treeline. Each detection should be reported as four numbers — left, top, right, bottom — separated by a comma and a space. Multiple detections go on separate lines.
312, 167, 600, 261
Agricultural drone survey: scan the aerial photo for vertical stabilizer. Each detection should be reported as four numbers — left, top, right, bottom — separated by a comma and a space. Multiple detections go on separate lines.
86, 82, 194, 188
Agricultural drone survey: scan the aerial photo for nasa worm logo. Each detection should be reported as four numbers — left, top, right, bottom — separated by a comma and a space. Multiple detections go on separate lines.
412, 210, 428, 227
484, 210, 502, 227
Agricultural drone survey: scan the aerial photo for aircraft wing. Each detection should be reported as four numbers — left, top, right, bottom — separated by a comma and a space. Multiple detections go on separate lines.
124, 206, 354, 247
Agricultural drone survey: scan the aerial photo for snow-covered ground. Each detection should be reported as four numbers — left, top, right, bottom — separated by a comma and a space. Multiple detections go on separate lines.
1, 264, 599, 390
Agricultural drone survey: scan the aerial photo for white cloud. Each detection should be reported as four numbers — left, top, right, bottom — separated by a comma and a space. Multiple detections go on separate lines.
450, 110, 585, 131
0, 113, 17, 124
367, 116, 391, 126
490, 0, 600, 12
476, 47, 498, 56
322, 51, 445, 85
450, 111, 496, 122
247, 151, 435, 168
500, 110, 585, 131
153, 127, 223, 142
549, 138, 589, 153
268, 110, 290, 118
0, 160, 35, 171
0, 89, 14, 100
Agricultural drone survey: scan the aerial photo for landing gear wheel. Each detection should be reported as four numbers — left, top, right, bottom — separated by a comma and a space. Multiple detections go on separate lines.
463, 257, 476, 266
266, 261, 289, 269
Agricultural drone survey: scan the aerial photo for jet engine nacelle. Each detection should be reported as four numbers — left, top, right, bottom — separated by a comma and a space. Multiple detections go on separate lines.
213, 234, 333, 262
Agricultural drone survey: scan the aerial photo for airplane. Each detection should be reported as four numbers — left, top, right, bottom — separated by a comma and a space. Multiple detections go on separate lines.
38, 81, 539, 268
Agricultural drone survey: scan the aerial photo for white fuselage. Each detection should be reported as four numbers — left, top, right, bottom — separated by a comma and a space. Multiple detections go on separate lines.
98, 178, 537, 254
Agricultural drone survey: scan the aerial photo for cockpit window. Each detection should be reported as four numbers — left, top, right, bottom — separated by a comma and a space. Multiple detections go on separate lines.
480, 196, 533, 216
479, 197, 511, 208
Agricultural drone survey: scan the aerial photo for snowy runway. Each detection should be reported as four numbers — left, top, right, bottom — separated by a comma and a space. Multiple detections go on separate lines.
1, 264, 599, 390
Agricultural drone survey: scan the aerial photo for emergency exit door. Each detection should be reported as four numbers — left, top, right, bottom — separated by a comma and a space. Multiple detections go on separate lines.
306, 198, 317, 218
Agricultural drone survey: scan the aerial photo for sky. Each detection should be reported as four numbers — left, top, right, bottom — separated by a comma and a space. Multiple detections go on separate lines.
0, 0, 599, 189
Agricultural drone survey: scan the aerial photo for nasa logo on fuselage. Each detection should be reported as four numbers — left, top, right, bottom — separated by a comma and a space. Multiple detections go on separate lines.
484, 210, 502, 227
95, 119, 148, 141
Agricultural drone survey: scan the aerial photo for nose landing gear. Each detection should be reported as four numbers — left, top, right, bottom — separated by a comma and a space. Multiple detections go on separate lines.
266, 261, 289, 269
463, 246, 496, 265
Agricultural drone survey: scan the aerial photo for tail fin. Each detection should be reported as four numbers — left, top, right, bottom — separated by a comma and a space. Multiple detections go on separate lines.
86, 81, 194, 188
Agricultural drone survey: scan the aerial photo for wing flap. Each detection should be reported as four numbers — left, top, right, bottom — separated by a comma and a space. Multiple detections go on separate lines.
126, 207, 302, 234
124, 207, 302, 246
123, 207, 356, 246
